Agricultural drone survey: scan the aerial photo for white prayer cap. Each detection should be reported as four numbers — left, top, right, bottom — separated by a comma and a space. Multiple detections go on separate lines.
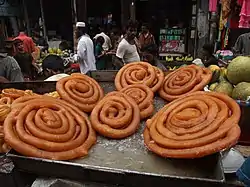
76, 22, 86, 28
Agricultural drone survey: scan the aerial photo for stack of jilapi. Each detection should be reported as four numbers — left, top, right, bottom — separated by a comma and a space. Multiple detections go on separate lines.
1, 88, 38, 100
158, 65, 212, 101
56, 73, 104, 113
0, 97, 12, 153
115, 62, 165, 93
144, 91, 241, 159
120, 84, 154, 119
90, 91, 141, 139
4, 95, 97, 160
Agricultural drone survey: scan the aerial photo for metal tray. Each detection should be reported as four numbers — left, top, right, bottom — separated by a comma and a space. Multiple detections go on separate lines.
1, 74, 225, 187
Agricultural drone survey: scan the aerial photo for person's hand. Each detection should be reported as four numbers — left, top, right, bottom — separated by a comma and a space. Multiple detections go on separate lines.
106, 51, 116, 55
0, 76, 9, 83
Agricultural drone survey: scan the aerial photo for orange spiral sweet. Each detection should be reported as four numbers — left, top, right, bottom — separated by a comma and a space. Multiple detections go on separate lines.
120, 84, 154, 119
144, 91, 241, 159
0, 97, 12, 105
0, 134, 10, 153
0, 126, 4, 139
56, 73, 104, 113
0, 97, 12, 123
0, 97, 12, 153
4, 95, 96, 160
90, 92, 141, 139
115, 62, 164, 92
158, 65, 212, 101
0, 124, 10, 153
2, 89, 37, 100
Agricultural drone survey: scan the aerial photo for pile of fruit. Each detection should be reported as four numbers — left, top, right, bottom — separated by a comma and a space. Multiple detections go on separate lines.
45, 48, 71, 58
208, 56, 250, 101
37, 48, 71, 64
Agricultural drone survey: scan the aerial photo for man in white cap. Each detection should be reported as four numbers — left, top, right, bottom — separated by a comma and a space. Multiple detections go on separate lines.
75, 22, 96, 74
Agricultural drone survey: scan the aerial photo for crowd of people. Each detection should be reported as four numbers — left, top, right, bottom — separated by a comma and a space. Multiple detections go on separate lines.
0, 29, 37, 82
0, 20, 157, 83
74, 20, 157, 74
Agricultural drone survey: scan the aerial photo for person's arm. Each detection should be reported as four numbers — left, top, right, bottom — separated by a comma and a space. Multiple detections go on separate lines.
107, 36, 112, 49
29, 53, 39, 72
29, 38, 36, 53
77, 40, 89, 72
138, 34, 144, 50
116, 42, 126, 60
232, 36, 243, 56
152, 34, 156, 44
77, 40, 86, 60
114, 42, 126, 68
135, 38, 141, 51
93, 34, 99, 41
0, 76, 9, 83
6, 57, 24, 82
95, 46, 105, 59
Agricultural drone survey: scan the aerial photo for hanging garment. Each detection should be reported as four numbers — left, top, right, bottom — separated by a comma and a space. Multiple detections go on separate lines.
239, 0, 250, 28
209, 0, 218, 12
221, 0, 232, 20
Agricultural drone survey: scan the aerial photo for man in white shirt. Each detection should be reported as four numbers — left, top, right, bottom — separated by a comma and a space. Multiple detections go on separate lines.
75, 22, 96, 74
115, 21, 140, 68
94, 27, 112, 51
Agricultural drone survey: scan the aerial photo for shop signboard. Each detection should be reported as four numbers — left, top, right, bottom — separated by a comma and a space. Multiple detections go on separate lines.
159, 28, 186, 54
0, 0, 20, 17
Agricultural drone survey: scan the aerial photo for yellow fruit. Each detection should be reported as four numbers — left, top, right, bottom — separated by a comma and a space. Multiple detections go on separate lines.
220, 67, 227, 78
57, 49, 62, 54
209, 82, 219, 91
214, 81, 233, 97
208, 65, 220, 72
53, 48, 58, 53
48, 48, 53, 54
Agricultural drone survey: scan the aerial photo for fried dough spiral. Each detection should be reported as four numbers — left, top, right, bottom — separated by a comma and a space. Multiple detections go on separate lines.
0, 97, 12, 105
2, 89, 37, 100
0, 97, 12, 153
158, 65, 212, 101
115, 62, 164, 92
4, 95, 96, 160
90, 92, 141, 139
56, 73, 104, 113
120, 84, 154, 119
144, 91, 241, 159
0, 97, 12, 123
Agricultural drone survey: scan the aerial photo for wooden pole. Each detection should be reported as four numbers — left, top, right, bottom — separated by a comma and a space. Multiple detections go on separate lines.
130, 0, 136, 21
22, 0, 31, 36
72, 0, 77, 23
39, 0, 47, 41
71, 0, 77, 53
121, 0, 124, 26
76, 0, 87, 22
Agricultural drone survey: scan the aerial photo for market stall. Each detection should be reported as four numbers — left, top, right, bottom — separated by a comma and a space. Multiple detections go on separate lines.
0, 60, 249, 186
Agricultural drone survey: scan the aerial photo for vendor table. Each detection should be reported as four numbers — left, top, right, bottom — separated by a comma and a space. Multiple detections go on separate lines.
0, 71, 242, 187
